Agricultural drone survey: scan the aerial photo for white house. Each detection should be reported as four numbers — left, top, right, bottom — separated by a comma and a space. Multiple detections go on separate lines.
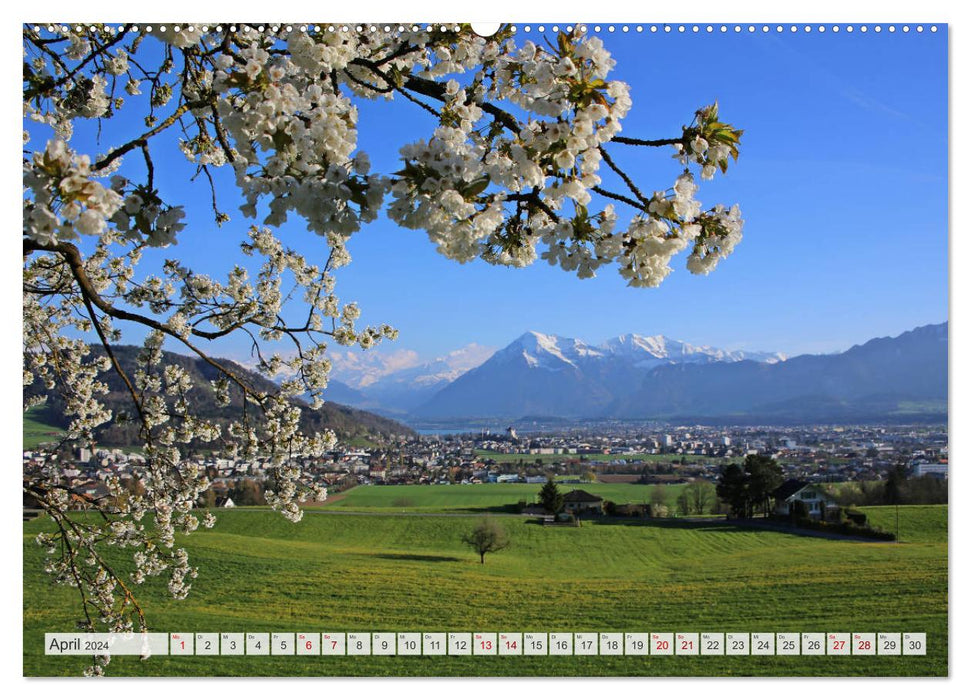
771, 480, 837, 520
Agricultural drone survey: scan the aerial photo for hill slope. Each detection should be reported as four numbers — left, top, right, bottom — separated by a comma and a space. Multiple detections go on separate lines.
25, 345, 414, 446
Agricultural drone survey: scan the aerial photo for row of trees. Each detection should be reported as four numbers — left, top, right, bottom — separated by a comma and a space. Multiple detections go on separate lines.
836, 467, 948, 507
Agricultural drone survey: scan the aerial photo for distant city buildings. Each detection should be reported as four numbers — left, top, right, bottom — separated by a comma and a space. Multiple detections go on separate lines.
23, 423, 947, 509
911, 462, 948, 479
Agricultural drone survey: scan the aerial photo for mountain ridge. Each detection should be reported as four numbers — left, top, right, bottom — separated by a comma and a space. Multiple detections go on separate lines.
333, 329, 786, 416
413, 322, 946, 422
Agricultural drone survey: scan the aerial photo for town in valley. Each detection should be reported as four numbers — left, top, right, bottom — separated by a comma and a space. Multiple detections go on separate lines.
24, 422, 948, 514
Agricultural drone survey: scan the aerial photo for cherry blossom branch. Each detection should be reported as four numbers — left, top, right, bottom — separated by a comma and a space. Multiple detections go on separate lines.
25, 240, 254, 341
598, 145, 651, 208
612, 135, 682, 147
93, 98, 212, 172
591, 185, 644, 210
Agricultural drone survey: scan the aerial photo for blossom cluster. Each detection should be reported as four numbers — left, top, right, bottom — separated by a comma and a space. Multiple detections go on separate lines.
24, 139, 123, 245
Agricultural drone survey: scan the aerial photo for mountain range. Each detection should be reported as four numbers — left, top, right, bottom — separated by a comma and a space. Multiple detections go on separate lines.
327, 324, 947, 424
413, 331, 786, 419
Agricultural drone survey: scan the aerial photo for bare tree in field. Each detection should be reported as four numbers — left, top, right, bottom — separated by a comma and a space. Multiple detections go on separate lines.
462, 518, 510, 564
686, 480, 716, 515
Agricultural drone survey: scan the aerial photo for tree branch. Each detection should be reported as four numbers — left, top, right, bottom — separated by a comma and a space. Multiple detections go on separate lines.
25, 240, 251, 341
93, 99, 211, 172
598, 145, 651, 208
591, 185, 645, 210
612, 135, 682, 147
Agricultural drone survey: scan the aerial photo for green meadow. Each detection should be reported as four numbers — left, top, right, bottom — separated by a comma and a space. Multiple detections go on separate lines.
318, 482, 690, 512
857, 504, 949, 543
22, 404, 64, 450
23, 501, 947, 677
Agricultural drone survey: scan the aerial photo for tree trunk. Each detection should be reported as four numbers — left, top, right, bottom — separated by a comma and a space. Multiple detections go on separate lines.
480, 552, 485, 564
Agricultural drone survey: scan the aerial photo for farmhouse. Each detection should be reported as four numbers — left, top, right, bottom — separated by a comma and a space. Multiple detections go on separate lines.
562, 489, 604, 515
771, 479, 838, 520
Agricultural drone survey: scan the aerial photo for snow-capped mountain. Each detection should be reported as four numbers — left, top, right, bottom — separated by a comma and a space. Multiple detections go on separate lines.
324, 324, 945, 422
327, 330, 790, 417
493, 331, 605, 370
327, 348, 424, 389
601, 333, 785, 368
412, 331, 787, 419
491, 331, 782, 372
413, 324, 945, 422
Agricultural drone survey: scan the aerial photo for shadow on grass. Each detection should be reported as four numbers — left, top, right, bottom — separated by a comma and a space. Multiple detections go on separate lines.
609, 517, 736, 530
594, 517, 890, 542
526, 516, 741, 532
371, 553, 462, 563
445, 504, 526, 514
526, 516, 740, 532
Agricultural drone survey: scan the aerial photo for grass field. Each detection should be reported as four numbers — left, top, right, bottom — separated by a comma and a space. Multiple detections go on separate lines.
858, 505, 949, 543
23, 504, 947, 677
318, 483, 691, 512
23, 404, 64, 450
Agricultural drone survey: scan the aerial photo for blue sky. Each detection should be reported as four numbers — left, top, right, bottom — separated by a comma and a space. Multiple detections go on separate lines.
29, 25, 948, 363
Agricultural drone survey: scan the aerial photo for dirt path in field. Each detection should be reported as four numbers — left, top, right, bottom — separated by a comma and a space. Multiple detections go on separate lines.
319, 489, 351, 506
295, 486, 358, 508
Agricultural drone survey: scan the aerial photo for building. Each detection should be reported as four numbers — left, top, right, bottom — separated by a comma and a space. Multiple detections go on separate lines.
771, 479, 838, 520
561, 489, 604, 515
911, 462, 948, 479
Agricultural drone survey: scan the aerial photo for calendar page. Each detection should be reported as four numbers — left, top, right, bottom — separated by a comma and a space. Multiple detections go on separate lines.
21, 11, 948, 684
